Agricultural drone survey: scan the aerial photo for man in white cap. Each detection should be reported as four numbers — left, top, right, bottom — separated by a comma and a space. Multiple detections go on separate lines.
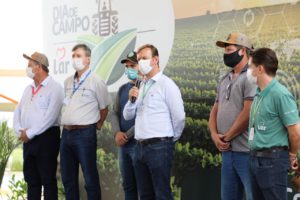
14, 52, 64, 200
209, 33, 256, 200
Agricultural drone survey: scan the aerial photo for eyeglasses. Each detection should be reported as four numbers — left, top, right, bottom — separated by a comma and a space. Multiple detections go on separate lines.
226, 82, 233, 100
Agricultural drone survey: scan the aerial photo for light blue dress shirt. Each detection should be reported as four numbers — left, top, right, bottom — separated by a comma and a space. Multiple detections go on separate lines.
123, 72, 185, 141
13, 76, 64, 139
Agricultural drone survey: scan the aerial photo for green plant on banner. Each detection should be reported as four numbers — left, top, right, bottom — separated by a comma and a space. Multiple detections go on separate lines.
171, 176, 181, 200
97, 148, 123, 200
172, 142, 222, 185
0, 121, 20, 188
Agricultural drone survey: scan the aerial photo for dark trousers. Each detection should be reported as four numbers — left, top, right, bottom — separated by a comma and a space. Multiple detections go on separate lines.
60, 124, 101, 200
119, 139, 138, 200
134, 140, 174, 200
250, 150, 289, 200
23, 126, 60, 200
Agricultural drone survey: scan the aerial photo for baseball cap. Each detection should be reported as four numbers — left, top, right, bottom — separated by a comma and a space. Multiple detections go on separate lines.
121, 51, 138, 64
216, 33, 254, 50
23, 52, 49, 67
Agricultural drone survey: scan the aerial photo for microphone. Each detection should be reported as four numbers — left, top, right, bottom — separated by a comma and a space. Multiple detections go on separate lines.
130, 79, 141, 103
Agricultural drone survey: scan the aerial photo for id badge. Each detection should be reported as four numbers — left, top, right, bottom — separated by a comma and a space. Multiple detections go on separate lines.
249, 127, 254, 141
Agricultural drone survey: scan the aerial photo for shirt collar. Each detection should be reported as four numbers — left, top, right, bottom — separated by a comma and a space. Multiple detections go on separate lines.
31, 76, 51, 88
74, 69, 91, 83
256, 78, 277, 97
149, 71, 162, 82
228, 64, 248, 80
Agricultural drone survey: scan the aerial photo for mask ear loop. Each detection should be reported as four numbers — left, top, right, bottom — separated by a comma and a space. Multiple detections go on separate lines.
124, 68, 128, 75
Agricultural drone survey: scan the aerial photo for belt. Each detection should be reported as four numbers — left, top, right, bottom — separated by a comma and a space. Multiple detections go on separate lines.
250, 146, 288, 158
63, 124, 91, 131
137, 137, 173, 145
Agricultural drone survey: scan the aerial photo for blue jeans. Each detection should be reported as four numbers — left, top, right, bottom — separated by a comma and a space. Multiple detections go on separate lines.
60, 124, 101, 200
119, 139, 138, 200
221, 151, 253, 200
250, 151, 289, 200
134, 140, 174, 200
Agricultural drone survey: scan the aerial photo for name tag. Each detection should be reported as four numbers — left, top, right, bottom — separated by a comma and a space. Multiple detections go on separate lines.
249, 127, 254, 141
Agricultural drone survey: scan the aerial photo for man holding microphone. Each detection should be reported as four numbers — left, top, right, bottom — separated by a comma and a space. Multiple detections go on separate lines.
123, 44, 185, 200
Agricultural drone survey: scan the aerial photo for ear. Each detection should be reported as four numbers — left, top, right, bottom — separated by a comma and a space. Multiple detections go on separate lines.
257, 65, 264, 73
239, 48, 246, 56
152, 56, 159, 65
37, 63, 42, 71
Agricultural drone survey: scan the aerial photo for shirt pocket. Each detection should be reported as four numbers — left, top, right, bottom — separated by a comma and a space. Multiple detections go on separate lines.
80, 89, 94, 103
37, 95, 49, 109
256, 110, 278, 131
146, 92, 163, 109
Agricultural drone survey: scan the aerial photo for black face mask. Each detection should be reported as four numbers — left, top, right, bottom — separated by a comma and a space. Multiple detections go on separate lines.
223, 49, 244, 68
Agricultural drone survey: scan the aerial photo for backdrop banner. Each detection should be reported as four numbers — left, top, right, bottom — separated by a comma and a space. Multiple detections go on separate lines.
43, 0, 300, 199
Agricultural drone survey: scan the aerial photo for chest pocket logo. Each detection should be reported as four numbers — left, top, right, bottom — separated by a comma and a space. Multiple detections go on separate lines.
80, 89, 94, 103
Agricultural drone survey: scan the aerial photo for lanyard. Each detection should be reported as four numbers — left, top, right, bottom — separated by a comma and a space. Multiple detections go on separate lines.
31, 85, 42, 100
142, 80, 155, 101
72, 70, 91, 96
250, 96, 264, 127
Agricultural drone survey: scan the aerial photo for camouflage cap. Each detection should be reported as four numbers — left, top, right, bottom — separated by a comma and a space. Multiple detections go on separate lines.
121, 51, 138, 64
216, 33, 254, 50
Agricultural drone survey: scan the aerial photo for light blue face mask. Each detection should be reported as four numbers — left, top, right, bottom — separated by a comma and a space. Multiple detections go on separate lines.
125, 68, 139, 80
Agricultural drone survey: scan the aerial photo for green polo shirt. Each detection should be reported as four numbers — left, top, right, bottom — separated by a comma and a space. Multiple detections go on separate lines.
249, 79, 300, 150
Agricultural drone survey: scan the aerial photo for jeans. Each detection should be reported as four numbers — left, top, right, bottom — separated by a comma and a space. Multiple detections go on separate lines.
119, 138, 138, 200
134, 139, 174, 200
250, 150, 289, 200
60, 124, 101, 200
23, 126, 60, 200
221, 151, 253, 200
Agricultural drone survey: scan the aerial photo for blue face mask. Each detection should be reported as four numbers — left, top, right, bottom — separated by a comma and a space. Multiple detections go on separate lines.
125, 68, 139, 80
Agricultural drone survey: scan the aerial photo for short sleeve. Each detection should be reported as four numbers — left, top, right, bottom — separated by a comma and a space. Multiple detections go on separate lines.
243, 73, 257, 100
277, 94, 300, 126
95, 77, 111, 109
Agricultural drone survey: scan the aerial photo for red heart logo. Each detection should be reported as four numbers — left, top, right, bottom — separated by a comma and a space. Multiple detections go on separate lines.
56, 47, 66, 60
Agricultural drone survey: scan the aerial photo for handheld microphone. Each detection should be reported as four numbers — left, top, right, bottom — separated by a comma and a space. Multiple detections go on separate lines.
130, 79, 141, 103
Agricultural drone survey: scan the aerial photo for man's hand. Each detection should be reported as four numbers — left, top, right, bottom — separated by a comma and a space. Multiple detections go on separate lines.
291, 159, 299, 171
128, 86, 139, 100
115, 131, 128, 146
96, 121, 103, 130
211, 133, 231, 152
290, 152, 299, 171
19, 129, 29, 143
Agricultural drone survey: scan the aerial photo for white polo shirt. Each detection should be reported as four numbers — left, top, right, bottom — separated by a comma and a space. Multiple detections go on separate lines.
61, 69, 111, 125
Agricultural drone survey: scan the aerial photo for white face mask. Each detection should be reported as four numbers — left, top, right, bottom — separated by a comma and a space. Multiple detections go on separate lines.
72, 58, 85, 71
26, 67, 35, 79
246, 68, 257, 85
138, 59, 152, 75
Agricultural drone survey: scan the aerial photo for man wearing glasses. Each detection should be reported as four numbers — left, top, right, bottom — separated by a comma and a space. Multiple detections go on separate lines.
209, 33, 256, 200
